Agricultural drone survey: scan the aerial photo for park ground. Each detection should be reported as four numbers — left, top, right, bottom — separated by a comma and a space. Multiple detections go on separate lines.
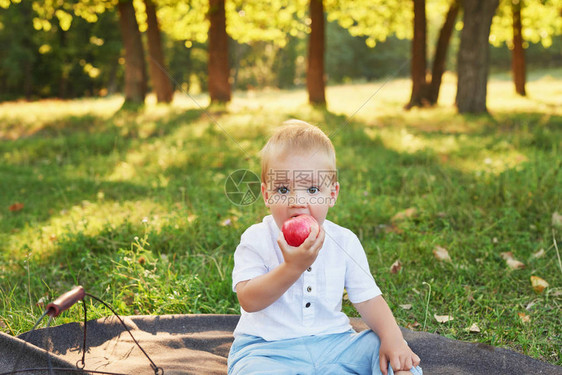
0, 70, 561, 365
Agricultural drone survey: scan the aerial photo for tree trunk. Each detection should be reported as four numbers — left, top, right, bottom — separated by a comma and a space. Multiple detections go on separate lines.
208, 0, 231, 104
307, 0, 326, 106
144, 0, 174, 103
512, 0, 526, 96
117, 0, 147, 105
21, 1, 34, 99
428, 0, 459, 104
58, 29, 69, 99
455, 0, 499, 113
407, 0, 429, 108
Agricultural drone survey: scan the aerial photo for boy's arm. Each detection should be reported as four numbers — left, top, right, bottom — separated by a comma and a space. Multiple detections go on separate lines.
236, 225, 324, 312
354, 295, 421, 375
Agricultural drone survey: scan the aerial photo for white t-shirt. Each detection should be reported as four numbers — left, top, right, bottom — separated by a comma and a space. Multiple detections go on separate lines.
232, 215, 381, 341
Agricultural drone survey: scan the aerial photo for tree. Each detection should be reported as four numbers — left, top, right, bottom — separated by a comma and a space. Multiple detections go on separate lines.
0, 0, 123, 100
117, 0, 147, 105
490, 0, 562, 96
406, 0, 459, 108
0, 1, 35, 99
208, 0, 231, 104
329, 0, 462, 108
144, 0, 174, 102
407, 0, 429, 108
156, 0, 309, 103
427, 0, 458, 104
307, 0, 326, 105
456, 0, 499, 114
11, 0, 151, 104
511, 0, 525, 95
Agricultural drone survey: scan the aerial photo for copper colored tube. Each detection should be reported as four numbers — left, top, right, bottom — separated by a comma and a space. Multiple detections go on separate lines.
46, 286, 85, 317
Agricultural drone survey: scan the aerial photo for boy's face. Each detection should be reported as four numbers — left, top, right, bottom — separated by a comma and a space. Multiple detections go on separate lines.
261, 151, 339, 230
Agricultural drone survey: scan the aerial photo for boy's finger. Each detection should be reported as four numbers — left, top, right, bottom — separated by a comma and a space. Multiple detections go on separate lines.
379, 354, 388, 375
308, 226, 325, 254
413, 353, 421, 367
404, 357, 413, 370
277, 233, 291, 253
314, 226, 325, 245
309, 221, 320, 238
391, 359, 401, 373
303, 223, 322, 248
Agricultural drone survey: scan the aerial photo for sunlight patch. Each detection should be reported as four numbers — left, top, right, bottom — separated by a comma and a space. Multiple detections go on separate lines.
365, 127, 461, 155
6, 200, 173, 259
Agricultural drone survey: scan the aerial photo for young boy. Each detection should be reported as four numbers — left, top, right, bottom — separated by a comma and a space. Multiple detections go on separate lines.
228, 120, 422, 375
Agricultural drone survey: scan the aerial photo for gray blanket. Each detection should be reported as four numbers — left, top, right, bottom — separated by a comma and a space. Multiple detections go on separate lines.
1, 314, 560, 374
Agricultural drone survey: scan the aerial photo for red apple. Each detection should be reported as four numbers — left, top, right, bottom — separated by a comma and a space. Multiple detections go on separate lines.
281, 215, 319, 247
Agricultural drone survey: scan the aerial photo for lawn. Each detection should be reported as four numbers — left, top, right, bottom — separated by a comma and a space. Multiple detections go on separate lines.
1, 70, 561, 366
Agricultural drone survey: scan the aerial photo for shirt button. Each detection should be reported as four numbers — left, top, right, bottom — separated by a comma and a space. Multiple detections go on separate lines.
307, 267, 312, 272
305, 302, 311, 308
306, 286, 312, 293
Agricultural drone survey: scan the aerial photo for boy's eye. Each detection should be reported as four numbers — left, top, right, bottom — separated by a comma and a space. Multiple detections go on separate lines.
307, 186, 319, 194
276, 186, 289, 194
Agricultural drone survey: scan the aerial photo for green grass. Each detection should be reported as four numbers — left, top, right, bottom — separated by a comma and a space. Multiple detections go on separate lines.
1, 70, 561, 366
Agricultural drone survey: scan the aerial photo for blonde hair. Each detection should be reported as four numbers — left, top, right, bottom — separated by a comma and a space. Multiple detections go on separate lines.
260, 120, 336, 183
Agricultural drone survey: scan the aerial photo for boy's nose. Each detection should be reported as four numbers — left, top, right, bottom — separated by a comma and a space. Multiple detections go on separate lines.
288, 188, 307, 207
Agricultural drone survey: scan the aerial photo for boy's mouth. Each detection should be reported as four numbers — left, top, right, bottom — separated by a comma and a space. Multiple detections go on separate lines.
290, 213, 306, 218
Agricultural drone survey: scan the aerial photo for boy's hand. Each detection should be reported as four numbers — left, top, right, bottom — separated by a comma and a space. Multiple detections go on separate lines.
277, 223, 324, 272
379, 335, 420, 374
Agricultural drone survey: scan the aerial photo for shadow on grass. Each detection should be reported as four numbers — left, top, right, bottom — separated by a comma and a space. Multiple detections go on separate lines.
0, 108, 207, 236
7, 107, 205, 141
0, 164, 152, 234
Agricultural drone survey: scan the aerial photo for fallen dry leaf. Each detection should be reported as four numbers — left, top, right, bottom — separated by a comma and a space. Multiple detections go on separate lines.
525, 301, 537, 310
506, 258, 525, 270
36, 296, 47, 308
399, 304, 413, 310
501, 252, 525, 270
552, 211, 562, 229
518, 312, 531, 324
468, 323, 481, 333
390, 260, 402, 274
532, 249, 546, 258
384, 224, 404, 234
433, 246, 452, 262
391, 208, 418, 222
406, 321, 421, 330
9, 202, 24, 212
530, 276, 549, 294
500, 251, 514, 259
434, 314, 454, 323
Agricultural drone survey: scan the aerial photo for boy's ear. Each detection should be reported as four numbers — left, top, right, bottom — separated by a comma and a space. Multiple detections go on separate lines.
329, 182, 340, 207
261, 183, 270, 207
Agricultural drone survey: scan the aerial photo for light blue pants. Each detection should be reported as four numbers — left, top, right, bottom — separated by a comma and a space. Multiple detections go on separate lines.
228, 329, 423, 375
